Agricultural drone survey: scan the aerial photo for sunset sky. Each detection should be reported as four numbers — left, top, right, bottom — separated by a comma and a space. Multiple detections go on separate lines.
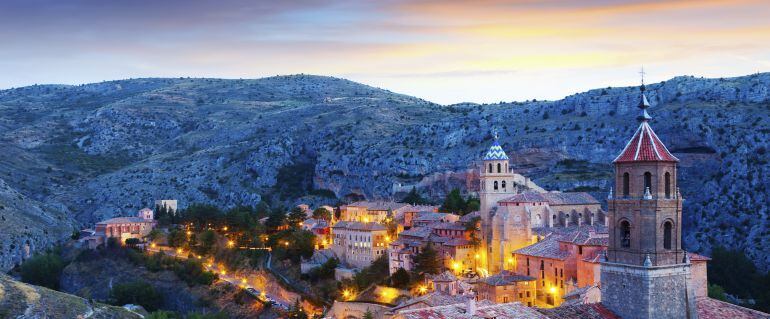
1, 0, 769, 104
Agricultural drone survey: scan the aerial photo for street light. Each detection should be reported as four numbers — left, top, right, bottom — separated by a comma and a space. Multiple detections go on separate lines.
227, 240, 235, 248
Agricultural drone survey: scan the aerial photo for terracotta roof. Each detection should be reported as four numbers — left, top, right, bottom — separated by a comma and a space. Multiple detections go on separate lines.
428, 271, 458, 282
443, 238, 471, 246
696, 297, 770, 319
390, 293, 470, 312
483, 139, 509, 161
614, 121, 679, 163
689, 252, 712, 261
96, 217, 153, 225
459, 211, 480, 222
331, 221, 386, 231
414, 212, 456, 222
344, 201, 411, 211
501, 192, 600, 206
482, 270, 536, 286
430, 222, 466, 231
399, 227, 433, 239
537, 303, 619, 319
514, 235, 571, 260
557, 227, 609, 247
396, 300, 547, 319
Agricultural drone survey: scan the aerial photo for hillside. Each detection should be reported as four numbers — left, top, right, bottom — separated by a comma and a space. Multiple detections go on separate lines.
0, 73, 768, 270
0, 274, 140, 318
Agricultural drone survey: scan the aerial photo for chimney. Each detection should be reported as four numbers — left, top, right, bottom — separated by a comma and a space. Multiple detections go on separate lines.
467, 293, 477, 316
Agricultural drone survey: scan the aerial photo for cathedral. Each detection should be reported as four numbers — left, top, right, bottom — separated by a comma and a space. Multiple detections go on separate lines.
477, 137, 606, 274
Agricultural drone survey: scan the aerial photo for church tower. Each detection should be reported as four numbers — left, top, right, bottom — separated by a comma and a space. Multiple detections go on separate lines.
478, 135, 517, 273
601, 82, 698, 319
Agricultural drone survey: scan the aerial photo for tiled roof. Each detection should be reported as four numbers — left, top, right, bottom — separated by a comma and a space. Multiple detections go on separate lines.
459, 211, 480, 222
537, 303, 619, 319
514, 235, 571, 260
331, 221, 386, 231
96, 217, 152, 225
396, 300, 547, 319
414, 212, 455, 222
482, 270, 536, 286
428, 271, 458, 282
614, 121, 679, 163
344, 201, 411, 211
390, 293, 470, 312
399, 227, 433, 239
443, 238, 471, 246
430, 222, 466, 231
483, 139, 509, 161
696, 297, 770, 319
689, 252, 712, 261
557, 227, 609, 247
501, 192, 599, 206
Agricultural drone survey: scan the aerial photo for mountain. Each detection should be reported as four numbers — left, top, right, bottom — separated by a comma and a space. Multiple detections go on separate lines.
0, 73, 768, 271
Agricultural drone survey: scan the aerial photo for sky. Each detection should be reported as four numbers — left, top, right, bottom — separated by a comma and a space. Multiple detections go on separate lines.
1, 0, 769, 104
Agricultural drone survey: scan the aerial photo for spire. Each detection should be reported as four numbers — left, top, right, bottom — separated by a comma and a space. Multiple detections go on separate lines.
637, 67, 652, 122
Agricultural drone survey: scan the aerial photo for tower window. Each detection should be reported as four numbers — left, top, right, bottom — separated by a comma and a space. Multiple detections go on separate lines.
644, 172, 652, 194
665, 172, 671, 199
663, 221, 673, 250
497, 163, 501, 173
622, 173, 630, 197
620, 220, 631, 248
488, 163, 493, 173
494, 181, 499, 190
502, 181, 506, 189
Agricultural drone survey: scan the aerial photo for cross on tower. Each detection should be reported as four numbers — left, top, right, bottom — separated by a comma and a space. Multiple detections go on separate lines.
639, 67, 646, 86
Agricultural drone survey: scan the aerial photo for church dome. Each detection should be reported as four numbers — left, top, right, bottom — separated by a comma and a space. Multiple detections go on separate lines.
483, 139, 509, 160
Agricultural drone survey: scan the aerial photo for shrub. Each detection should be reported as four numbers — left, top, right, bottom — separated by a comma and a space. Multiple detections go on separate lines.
20, 252, 66, 290
110, 281, 163, 311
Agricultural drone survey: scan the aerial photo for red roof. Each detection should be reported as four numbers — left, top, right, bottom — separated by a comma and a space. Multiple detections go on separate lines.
614, 122, 678, 163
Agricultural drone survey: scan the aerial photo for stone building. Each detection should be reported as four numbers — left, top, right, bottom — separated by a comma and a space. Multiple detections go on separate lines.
91, 208, 156, 246
331, 221, 388, 269
475, 270, 537, 306
601, 84, 698, 319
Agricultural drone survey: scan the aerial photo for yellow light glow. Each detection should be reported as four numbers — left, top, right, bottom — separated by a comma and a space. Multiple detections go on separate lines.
385, 235, 391, 241
549, 286, 557, 294
186, 231, 192, 236
241, 278, 247, 284
197, 255, 202, 259
223, 226, 228, 231
284, 241, 289, 247
150, 243, 156, 248
221, 270, 227, 275
342, 290, 351, 298
474, 254, 480, 259
508, 257, 514, 264
418, 286, 427, 294
451, 261, 461, 271
227, 240, 235, 248
362, 217, 369, 223
176, 248, 183, 254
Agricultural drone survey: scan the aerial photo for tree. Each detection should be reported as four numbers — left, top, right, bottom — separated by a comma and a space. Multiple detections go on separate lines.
110, 281, 163, 311
708, 284, 727, 301
20, 252, 65, 289
287, 206, 307, 229
312, 207, 332, 221
265, 208, 286, 229
125, 238, 141, 247
401, 187, 428, 205
362, 309, 374, 319
287, 299, 308, 319
413, 244, 442, 275
198, 230, 217, 254
391, 268, 411, 289
167, 229, 187, 248
440, 189, 466, 214
146, 311, 178, 319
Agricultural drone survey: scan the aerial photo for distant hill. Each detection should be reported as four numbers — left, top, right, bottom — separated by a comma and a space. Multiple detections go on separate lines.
0, 73, 768, 270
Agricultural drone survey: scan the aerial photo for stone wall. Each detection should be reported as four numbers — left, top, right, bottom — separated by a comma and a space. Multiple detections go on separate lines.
601, 262, 698, 319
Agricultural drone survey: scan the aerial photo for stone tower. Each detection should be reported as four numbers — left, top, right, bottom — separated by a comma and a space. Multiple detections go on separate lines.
601, 84, 698, 319
478, 135, 517, 273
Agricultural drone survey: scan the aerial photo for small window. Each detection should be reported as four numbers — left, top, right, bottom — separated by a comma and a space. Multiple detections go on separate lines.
663, 221, 673, 250
502, 181, 507, 189
644, 172, 652, 194
494, 181, 499, 190
488, 163, 493, 173
623, 173, 630, 196
497, 163, 502, 173
620, 221, 631, 248
665, 172, 671, 198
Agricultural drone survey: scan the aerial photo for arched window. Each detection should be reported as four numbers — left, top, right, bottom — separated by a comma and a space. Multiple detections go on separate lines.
494, 181, 499, 190
620, 220, 631, 248
644, 172, 652, 194
623, 173, 630, 197
488, 163, 493, 173
501, 181, 506, 189
665, 172, 671, 199
497, 163, 501, 173
663, 221, 673, 249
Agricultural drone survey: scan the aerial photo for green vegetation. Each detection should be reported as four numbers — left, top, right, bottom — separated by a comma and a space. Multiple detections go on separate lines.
109, 280, 163, 311
391, 268, 411, 289
439, 188, 479, 215
20, 250, 66, 290
304, 257, 339, 283
401, 187, 430, 205
132, 251, 217, 287
344, 255, 390, 291
412, 244, 442, 276
312, 207, 332, 220
287, 299, 309, 319
708, 246, 770, 312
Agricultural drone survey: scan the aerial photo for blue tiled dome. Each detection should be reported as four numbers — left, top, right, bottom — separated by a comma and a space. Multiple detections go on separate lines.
483, 140, 509, 160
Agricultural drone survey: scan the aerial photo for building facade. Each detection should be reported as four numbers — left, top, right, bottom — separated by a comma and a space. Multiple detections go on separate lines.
331, 221, 388, 269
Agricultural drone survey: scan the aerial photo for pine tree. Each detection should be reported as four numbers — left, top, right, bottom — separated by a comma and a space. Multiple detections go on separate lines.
413, 244, 442, 275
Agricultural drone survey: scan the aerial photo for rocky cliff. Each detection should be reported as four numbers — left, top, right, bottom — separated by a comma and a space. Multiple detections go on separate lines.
0, 74, 768, 270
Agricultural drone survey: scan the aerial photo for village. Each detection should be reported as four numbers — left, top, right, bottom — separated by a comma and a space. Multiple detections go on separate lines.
71, 85, 767, 319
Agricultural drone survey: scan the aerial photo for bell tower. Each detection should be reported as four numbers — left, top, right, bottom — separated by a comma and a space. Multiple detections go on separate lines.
601, 79, 698, 319
478, 133, 516, 273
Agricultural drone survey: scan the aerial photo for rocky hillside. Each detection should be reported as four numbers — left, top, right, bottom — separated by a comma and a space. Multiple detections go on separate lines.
0, 274, 140, 318
0, 74, 768, 270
